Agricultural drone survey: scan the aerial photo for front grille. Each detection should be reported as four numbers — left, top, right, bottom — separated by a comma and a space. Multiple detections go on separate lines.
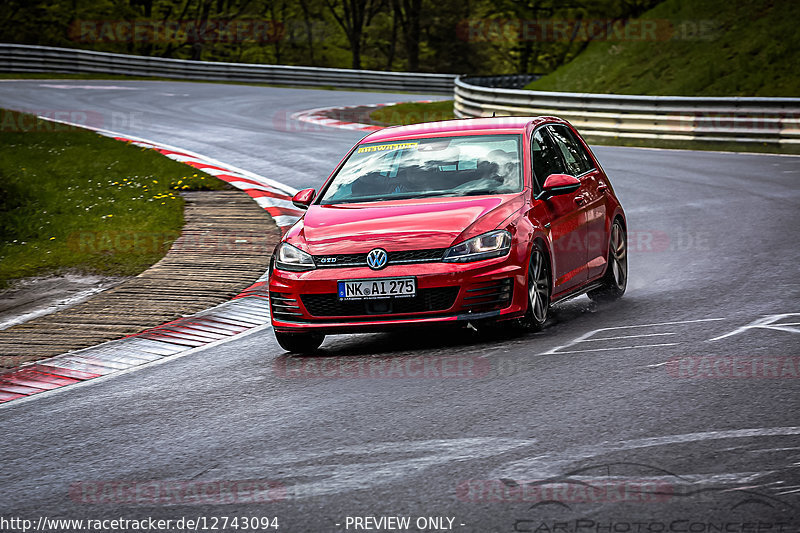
269, 292, 303, 321
315, 253, 365, 267
390, 249, 446, 263
301, 287, 459, 317
313, 248, 445, 268
463, 278, 513, 312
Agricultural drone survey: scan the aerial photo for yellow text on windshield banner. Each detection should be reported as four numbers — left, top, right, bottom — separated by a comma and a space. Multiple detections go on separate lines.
357, 142, 418, 154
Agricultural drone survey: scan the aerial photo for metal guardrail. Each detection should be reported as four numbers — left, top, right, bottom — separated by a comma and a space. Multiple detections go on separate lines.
0, 43, 456, 94
455, 76, 800, 147
3, 44, 798, 147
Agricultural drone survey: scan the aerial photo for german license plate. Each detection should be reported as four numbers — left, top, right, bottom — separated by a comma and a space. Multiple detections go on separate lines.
338, 277, 416, 300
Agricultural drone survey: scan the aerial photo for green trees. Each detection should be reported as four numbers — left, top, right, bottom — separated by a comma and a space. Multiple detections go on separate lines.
0, 0, 663, 75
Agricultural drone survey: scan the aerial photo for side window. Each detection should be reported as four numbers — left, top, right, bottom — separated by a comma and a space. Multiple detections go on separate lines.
548, 125, 595, 176
531, 128, 566, 191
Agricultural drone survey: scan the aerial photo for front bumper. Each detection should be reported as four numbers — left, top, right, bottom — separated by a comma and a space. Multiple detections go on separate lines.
268, 252, 528, 334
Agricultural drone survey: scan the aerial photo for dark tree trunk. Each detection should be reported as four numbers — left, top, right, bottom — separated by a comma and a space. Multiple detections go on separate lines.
298, 0, 317, 65
393, 0, 421, 71
325, 0, 372, 70
385, 6, 397, 69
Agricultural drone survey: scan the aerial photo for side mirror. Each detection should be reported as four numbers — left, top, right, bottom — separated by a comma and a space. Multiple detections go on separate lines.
292, 188, 316, 209
536, 174, 580, 201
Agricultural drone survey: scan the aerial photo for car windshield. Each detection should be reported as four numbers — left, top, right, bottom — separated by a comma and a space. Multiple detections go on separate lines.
318, 134, 523, 204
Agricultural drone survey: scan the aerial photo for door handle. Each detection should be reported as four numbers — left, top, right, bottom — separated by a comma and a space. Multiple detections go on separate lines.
574, 195, 586, 206
598, 185, 608, 194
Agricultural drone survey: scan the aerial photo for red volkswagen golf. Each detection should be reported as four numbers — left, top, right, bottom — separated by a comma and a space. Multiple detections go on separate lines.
268, 117, 627, 353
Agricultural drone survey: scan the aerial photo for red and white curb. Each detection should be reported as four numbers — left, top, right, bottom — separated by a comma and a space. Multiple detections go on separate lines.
0, 297, 272, 406
0, 119, 302, 405
291, 101, 433, 132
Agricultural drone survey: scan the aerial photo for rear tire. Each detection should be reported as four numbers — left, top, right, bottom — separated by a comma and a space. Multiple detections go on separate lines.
588, 219, 627, 303
274, 330, 325, 354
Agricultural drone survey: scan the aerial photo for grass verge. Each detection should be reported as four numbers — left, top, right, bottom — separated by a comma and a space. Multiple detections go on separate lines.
370, 100, 454, 126
524, 0, 799, 97
0, 108, 227, 289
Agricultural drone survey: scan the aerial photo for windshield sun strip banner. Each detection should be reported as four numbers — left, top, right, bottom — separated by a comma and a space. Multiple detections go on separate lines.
356, 142, 419, 153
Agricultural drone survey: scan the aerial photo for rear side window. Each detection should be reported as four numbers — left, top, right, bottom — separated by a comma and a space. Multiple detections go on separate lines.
548, 125, 595, 176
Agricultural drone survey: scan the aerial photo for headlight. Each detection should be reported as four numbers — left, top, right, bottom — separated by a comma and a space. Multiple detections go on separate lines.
275, 242, 316, 272
443, 230, 512, 263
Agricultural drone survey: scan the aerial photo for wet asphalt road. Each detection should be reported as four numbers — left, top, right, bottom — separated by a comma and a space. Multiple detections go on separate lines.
0, 80, 799, 532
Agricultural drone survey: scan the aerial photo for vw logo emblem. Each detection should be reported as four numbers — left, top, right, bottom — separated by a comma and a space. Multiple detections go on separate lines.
366, 248, 388, 270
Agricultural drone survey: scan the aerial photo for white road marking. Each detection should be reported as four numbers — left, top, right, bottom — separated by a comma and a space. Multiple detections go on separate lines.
598, 317, 728, 329
550, 343, 679, 355
37, 84, 141, 90
709, 313, 800, 341
540, 317, 727, 355
582, 332, 676, 341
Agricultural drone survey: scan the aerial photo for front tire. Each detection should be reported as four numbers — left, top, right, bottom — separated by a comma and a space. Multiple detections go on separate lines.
274, 330, 325, 354
588, 219, 627, 303
517, 242, 551, 332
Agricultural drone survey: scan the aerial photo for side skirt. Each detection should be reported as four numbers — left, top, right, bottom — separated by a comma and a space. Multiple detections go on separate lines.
550, 281, 604, 306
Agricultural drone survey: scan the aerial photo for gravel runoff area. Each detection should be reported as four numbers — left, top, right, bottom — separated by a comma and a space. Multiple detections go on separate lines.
0, 190, 279, 370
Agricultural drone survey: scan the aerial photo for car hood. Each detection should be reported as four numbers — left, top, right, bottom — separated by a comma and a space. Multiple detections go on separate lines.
287, 194, 526, 255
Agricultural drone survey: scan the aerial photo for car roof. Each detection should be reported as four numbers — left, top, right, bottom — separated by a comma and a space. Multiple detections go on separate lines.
361, 116, 560, 144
